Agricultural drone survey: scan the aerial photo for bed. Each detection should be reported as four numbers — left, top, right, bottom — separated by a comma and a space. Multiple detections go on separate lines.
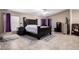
23, 19, 51, 39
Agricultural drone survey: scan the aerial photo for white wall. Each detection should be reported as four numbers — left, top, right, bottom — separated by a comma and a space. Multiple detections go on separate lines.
50, 10, 70, 23
2, 10, 42, 27
72, 10, 79, 23
49, 10, 70, 33
0, 10, 4, 34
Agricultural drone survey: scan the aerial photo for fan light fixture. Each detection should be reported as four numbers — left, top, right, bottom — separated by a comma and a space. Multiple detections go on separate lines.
40, 9, 48, 15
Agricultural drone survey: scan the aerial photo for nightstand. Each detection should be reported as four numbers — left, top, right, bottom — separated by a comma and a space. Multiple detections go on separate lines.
17, 27, 26, 35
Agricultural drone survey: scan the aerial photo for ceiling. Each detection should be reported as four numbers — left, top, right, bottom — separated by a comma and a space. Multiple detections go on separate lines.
9, 9, 66, 17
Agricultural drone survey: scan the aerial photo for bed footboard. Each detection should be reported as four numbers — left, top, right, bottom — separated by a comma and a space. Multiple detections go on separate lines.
20, 26, 52, 39
37, 26, 51, 39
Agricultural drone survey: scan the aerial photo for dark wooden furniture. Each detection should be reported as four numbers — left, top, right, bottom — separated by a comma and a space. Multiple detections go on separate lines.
17, 27, 26, 35
17, 26, 51, 39
72, 24, 79, 36
25, 26, 51, 39
19, 18, 52, 39
55, 22, 62, 32
23, 18, 37, 27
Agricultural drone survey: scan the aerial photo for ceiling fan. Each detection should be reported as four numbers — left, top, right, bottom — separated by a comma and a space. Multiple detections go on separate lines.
40, 9, 49, 15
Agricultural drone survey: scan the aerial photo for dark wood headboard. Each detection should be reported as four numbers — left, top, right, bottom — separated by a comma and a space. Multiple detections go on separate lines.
23, 19, 37, 27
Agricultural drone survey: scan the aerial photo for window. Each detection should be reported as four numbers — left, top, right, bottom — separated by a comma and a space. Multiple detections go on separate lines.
11, 16, 20, 31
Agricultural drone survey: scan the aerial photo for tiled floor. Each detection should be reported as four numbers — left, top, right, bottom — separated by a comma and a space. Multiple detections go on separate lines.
0, 32, 79, 50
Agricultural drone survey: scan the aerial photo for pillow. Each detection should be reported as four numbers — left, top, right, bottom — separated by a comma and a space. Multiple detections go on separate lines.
26, 25, 37, 28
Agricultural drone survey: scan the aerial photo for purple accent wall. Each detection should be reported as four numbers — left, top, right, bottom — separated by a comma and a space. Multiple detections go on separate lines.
6, 13, 11, 32
41, 19, 47, 26
41, 19, 51, 26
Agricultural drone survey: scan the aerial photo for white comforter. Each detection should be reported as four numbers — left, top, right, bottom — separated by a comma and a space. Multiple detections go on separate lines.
25, 25, 49, 34
25, 25, 38, 34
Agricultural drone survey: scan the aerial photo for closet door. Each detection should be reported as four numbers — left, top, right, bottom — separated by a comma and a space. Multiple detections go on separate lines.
11, 16, 20, 31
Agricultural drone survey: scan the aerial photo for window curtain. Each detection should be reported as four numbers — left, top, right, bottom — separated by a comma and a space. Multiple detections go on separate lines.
6, 13, 11, 32
48, 19, 51, 26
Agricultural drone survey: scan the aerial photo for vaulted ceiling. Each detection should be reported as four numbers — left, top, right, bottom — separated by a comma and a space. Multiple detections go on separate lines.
9, 9, 66, 17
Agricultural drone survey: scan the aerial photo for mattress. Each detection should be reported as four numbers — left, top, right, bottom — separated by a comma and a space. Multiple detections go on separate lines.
25, 25, 38, 34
